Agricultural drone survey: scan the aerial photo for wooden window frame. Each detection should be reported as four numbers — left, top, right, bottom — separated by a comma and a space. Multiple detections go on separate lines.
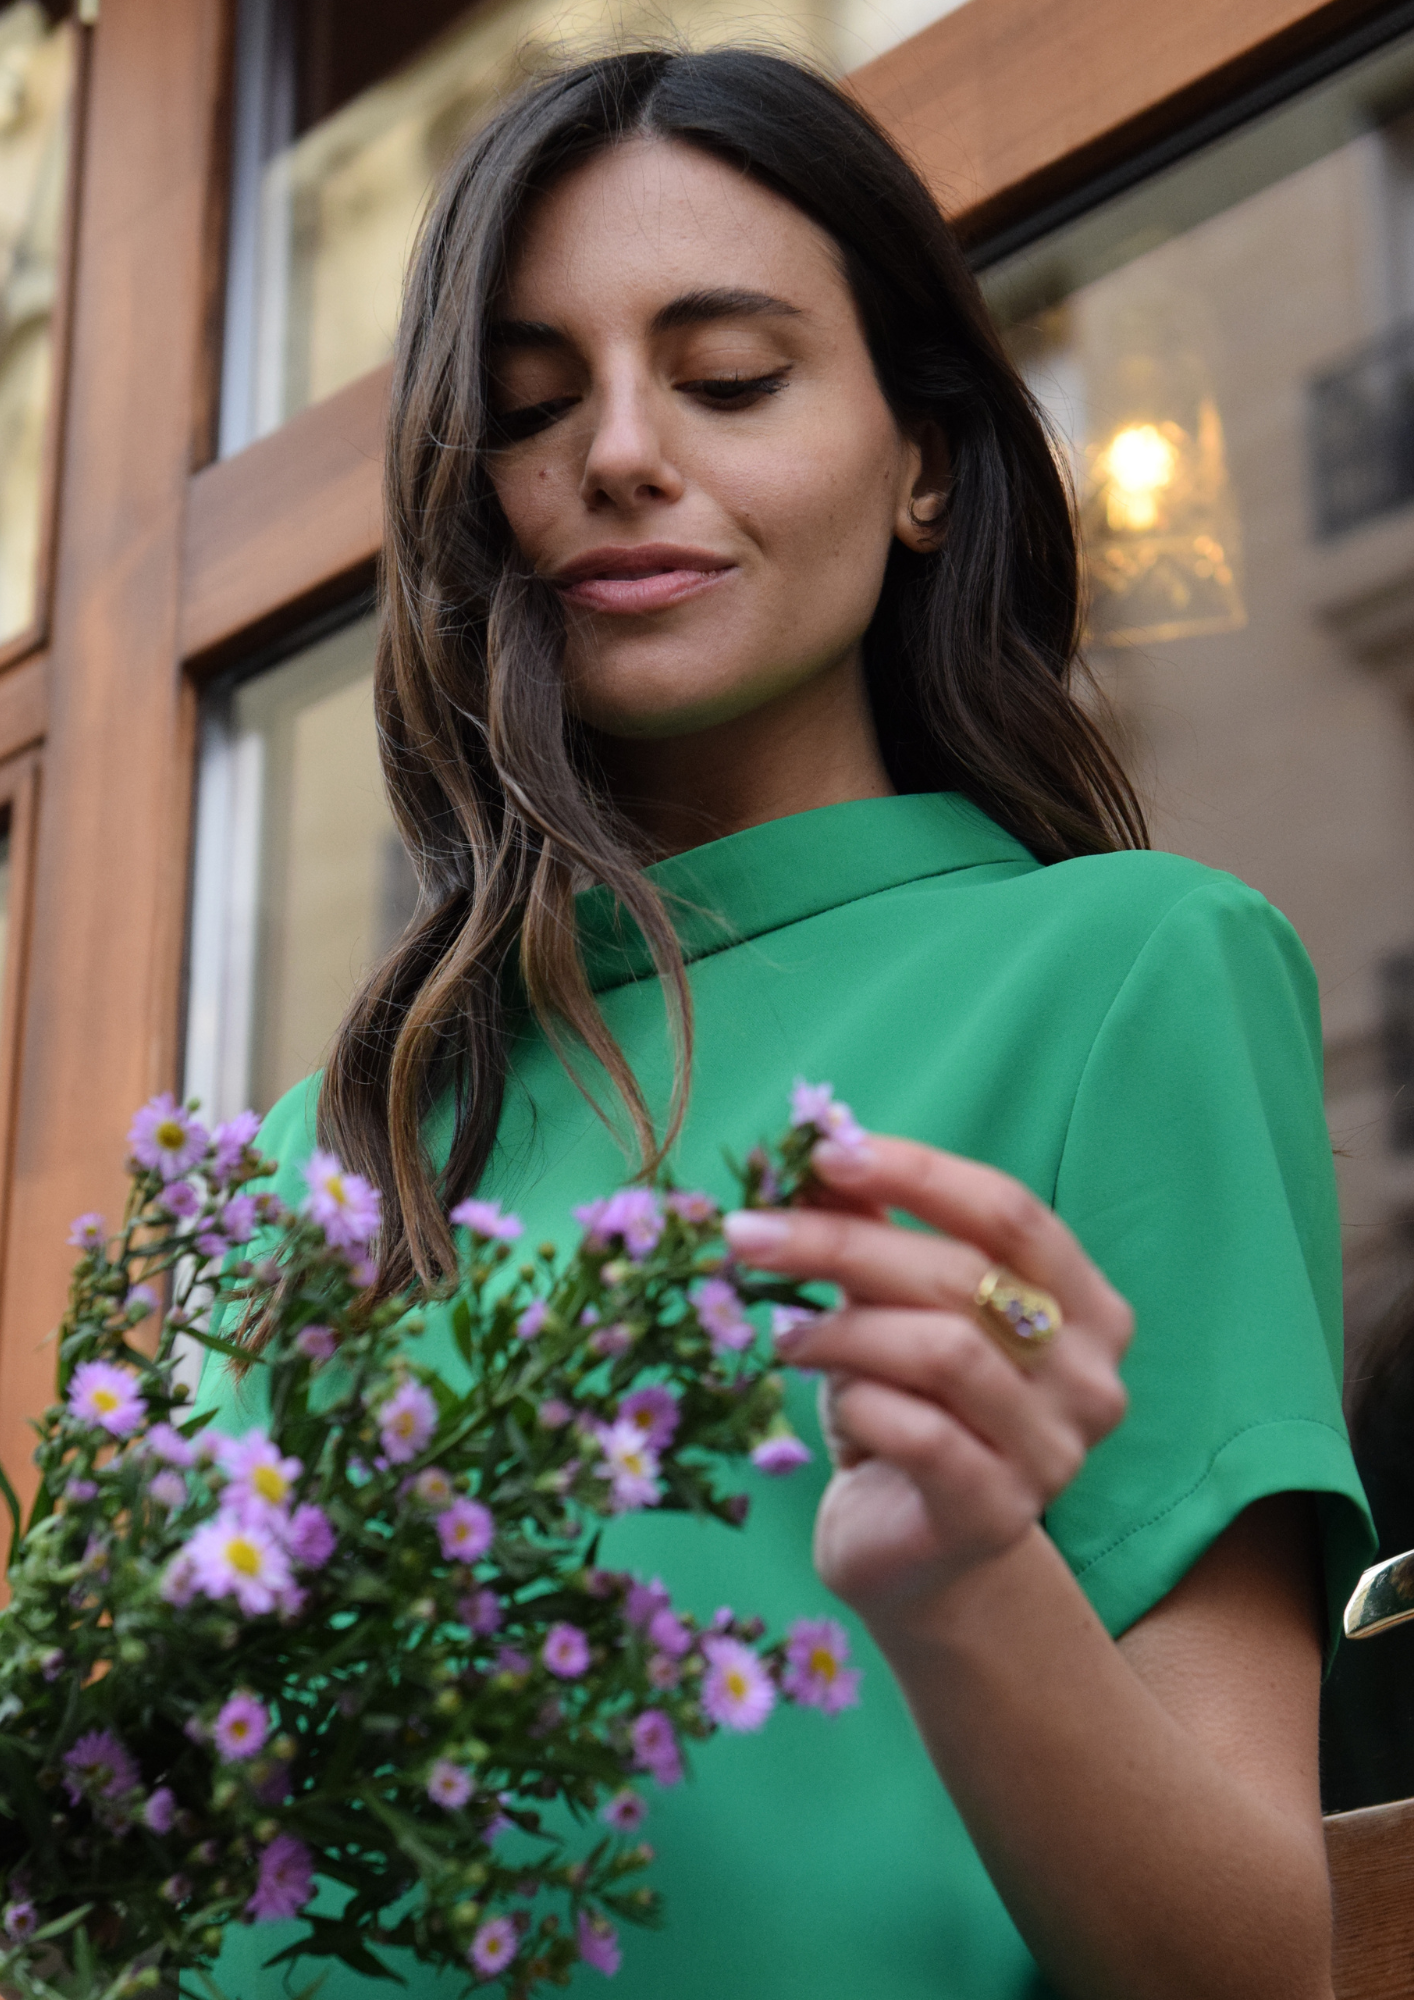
0, 13, 92, 679
5, 0, 1414, 1437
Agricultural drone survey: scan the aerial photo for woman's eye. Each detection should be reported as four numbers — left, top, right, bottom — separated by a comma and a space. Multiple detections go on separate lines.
488, 395, 579, 445
681, 372, 789, 409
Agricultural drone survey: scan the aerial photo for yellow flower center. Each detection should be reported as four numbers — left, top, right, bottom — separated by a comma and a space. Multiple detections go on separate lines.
91, 1387, 119, 1414
225, 1536, 263, 1577
809, 1647, 838, 1681
323, 1173, 348, 1207
252, 1466, 288, 1503
155, 1119, 187, 1151
724, 1669, 749, 1700
631, 1410, 653, 1431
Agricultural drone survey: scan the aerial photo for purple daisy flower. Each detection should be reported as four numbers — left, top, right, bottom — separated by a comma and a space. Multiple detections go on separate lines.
66, 1211, 105, 1250
436, 1498, 493, 1563
149, 1469, 187, 1511
751, 1435, 813, 1476
185, 1510, 293, 1616
449, 1197, 523, 1241
159, 1180, 199, 1218
542, 1622, 591, 1679
217, 1430, 302, 1518
691, 1277, 753, 1354
220, 1194, 259, 1243
3, 1901, 36, 1941
666, 1189, 717, 1223
617, 1386, 679, 1451
142, 1786, 177, 1833
629, 1709, 682, 1786
783, 1617, 862, 1716
516, 1299, 549, 1340
457, 1587, 503, 1636
62, 1728, 139, 1805
412, 1466, 455, 1509
789, 1077, 868, 1149
146, 1421, 197, 1467
625, 1578, 670, 1629
295, 1322, 336, 1361
701, 1637, 776, 1732
303, 1148, 382, 1250
213, 1692, 270, 1761
377, 1380, 437, 1464
128, 1094, 209, 1178
599, 1787, 647, 1833
594, 1420, 662, 1513
247, 1832, 313, 1922
647, 1607, 692, 1658
285, 1503, 336, 1570
210, 1109, 261, 1183
427, 1759, 474, 1809
67, 1360, 146, 1438
577, 1910, 622, 1976
573, 1186, 663, 1258
468, 1915, 518, 1978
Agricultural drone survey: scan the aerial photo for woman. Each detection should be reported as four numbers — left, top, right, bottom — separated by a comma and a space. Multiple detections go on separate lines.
205, 48, 1372, 2000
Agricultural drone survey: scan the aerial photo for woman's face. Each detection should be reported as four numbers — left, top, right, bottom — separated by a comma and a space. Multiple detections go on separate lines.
486, 137, 934, 741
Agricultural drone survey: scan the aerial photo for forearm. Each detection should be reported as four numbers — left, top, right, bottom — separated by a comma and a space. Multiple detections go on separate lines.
870, 1526, 1333, 2000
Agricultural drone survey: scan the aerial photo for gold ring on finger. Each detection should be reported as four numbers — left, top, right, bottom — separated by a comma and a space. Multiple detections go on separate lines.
973, 1266, 1062, 1372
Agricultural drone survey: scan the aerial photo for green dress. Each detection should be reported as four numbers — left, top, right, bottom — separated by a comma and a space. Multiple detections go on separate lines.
201, 792, 1374, 2000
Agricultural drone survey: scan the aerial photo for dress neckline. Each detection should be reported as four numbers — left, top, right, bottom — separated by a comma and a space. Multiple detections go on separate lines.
575, 792, 1035, 993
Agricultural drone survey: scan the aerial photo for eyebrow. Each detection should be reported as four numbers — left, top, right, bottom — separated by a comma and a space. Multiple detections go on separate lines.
487, 288, 804, 350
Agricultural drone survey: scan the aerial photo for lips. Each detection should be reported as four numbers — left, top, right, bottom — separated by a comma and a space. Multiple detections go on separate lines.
552, 544, 736, 615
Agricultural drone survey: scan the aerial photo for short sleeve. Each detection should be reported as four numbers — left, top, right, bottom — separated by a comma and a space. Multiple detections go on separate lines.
1046, 874, 1374, 1657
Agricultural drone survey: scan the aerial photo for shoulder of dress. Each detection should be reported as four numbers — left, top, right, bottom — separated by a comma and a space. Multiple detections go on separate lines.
1023, 846, 1279, 929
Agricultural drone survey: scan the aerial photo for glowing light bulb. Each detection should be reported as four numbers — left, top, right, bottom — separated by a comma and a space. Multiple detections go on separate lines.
1103, 423, 1178, 533
1108, 423, 1177, 493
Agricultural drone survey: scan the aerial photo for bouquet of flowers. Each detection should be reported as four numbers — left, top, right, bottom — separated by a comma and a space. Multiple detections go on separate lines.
0, 1084, 863, 1999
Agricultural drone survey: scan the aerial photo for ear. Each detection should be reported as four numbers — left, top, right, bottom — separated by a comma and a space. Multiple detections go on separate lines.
894, 419, 951, 553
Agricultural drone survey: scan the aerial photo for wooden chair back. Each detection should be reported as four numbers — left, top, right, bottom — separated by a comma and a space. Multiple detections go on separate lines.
1327, 1797, 1414, 1997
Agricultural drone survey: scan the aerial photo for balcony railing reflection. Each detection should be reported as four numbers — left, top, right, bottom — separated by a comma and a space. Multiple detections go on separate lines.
1310, 320, 1414, 538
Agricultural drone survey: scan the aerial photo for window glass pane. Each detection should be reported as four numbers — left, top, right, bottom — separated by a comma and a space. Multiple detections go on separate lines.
0, 3, 73, 643
219, 0, 972, 451
184, 612, 416, 1122
978, 27, 1414, 1808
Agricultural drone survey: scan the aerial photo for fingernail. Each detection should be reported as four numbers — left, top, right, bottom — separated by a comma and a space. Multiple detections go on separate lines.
771, 1307, 819, 1354
723, 1210, 792, 1254
812, 1138, 874, 1178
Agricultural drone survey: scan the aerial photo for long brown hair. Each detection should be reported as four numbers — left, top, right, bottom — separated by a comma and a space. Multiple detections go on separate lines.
319, 47, 1148, 1298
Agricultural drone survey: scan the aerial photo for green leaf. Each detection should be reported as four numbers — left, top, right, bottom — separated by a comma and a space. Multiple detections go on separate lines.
0, 1453, 22, 1573
262, 1915, 404, 1985
183, 1325, 263, 1366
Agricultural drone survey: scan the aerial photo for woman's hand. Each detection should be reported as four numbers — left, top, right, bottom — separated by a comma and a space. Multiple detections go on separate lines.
722, 1134, 1133, 1634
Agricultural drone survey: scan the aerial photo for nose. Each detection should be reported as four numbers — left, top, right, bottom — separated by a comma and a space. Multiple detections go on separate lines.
578, 367, 685, 512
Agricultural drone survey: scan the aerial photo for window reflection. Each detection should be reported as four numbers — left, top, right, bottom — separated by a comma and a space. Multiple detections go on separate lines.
0, 2, 73, 645
979, 27, 1414, 1810
185, 612, 416, 1122
219, 0, 973, 451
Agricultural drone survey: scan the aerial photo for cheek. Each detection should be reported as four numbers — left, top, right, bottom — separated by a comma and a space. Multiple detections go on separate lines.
488, 456, 570, 560
727, 402, 904, 576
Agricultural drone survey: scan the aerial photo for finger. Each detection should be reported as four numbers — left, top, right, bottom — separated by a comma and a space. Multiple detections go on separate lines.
827, 1376, 1042, 1546
809, 1133, 1130, 1341
788, 1306, 1094, 1481
725, 1204, 994, 1312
